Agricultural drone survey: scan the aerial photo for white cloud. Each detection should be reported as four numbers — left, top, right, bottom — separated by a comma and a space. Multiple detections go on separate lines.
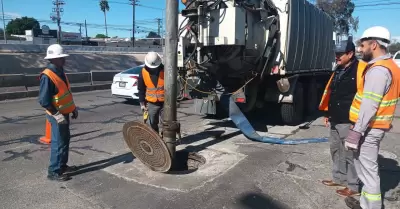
391, 36, 400, 43
0, 12, 21, 19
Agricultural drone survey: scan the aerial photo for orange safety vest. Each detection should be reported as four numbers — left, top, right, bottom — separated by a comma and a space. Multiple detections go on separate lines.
349, 59, 400, 129
40, 69, 76, 115
142, 68, 165, 103
319, 60, 368, 111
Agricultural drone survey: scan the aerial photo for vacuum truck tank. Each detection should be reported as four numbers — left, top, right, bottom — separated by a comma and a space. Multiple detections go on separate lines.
177, 0, 336, 125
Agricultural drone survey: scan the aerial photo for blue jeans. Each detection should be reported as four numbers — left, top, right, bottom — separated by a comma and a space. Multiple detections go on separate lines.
46, 113, 71, 175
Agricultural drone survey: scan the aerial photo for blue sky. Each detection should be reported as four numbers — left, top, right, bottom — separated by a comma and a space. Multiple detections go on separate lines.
1, 0, 400, 40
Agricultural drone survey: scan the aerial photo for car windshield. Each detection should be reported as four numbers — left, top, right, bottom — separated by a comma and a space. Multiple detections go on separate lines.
121, 66, 143, 74
394, 53, 400, 60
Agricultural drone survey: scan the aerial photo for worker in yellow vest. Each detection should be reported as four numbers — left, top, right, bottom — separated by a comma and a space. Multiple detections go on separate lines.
344, 26, 400, 209
137, 52, 164, 133
319, 38, 367, 197
38, 44, 78, 182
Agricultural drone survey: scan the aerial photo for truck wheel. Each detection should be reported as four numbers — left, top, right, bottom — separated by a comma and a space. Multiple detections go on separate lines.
280, 82, 304, 125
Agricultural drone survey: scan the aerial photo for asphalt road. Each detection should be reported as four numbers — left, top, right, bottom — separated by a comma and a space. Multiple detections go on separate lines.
0, 90, 399, 209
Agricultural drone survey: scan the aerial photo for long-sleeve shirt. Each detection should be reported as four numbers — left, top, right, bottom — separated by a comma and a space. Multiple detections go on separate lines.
137, 65, 164, 106
38, 63, 68, 114
353, 54, 393, 134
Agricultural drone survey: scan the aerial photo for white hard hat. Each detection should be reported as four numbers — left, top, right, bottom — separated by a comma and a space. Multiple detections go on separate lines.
360, 26, 391, 47
44, 44, 69, 60
144, 51, 162, 68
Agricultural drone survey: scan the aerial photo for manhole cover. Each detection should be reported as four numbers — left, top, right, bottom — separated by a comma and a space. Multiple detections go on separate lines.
123, 121, 172, 172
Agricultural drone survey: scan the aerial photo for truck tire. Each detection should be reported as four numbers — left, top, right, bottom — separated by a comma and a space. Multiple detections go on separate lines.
280, 82, 304, 125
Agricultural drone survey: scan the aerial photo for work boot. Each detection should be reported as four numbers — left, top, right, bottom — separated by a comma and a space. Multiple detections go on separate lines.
344, 196, 362, 209
61, 165, 78, 174
321, 180, 345, 187
336, 188, 360, 197
47, 173, 71, 182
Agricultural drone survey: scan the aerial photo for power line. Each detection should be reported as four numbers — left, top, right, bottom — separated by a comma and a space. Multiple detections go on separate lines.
357, 2, 400, 7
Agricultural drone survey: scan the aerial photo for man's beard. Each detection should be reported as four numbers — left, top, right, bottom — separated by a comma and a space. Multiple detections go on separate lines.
362, 51, 373, 62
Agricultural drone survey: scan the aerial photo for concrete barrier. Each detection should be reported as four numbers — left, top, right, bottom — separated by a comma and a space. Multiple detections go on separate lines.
91, 71, 120, 83
0, 74, 25, 87
24, 74, 40, 87
0, 91, 28, 101
66, 72, 91, 84
0, 71, 115, 101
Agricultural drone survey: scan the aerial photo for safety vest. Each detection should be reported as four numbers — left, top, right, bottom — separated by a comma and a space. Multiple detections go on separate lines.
319, 61, 368, 111
40, 69, 76, 115
349, 59, 400, 129
142, 68, 165, 103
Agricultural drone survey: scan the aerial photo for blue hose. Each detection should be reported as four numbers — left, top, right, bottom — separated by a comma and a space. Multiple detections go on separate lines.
223, 96, 328, 145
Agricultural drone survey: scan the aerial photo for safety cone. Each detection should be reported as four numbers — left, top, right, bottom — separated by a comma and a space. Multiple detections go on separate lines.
39, 119, 51, 144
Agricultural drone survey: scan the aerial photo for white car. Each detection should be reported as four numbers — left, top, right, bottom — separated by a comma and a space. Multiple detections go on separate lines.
111, 64, 144, 100
393, 51, 400, 67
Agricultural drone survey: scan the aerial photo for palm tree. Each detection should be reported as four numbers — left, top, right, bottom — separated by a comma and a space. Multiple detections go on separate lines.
99, 0, 110, 37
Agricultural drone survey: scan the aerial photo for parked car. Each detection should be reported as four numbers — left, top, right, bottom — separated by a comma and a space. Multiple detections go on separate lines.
111, 64, 144, 100
393, 51, 400, 67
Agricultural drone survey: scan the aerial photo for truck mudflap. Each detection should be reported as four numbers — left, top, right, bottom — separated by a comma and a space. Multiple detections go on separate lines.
220, 96, 328, 145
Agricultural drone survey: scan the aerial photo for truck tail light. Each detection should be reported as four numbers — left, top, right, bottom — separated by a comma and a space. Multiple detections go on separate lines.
236, 98, 245, 103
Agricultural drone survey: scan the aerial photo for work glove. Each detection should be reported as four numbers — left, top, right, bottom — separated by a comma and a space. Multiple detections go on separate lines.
140, 102, 147, 112
52, 112, 67, 124
72, 108, 79, 119
344, 129, 362, 150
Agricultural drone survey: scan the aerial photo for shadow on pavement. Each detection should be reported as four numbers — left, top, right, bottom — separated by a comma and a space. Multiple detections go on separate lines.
238, 192, 290, 209
183, 130, 242, 153
379, 155, 400, 201
0, 134, 43, 147
71, 130, 101, 139
68, 152, 135, 177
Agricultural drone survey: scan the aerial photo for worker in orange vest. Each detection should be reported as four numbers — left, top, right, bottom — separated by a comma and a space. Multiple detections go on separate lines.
319, 38, 367, 197
137, 52, 164, 134
38, 44, 78, 182
344, 26, 400, 209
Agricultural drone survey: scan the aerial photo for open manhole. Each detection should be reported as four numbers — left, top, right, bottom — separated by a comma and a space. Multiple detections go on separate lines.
167, 151, 206, 175
123, 121, 172, 172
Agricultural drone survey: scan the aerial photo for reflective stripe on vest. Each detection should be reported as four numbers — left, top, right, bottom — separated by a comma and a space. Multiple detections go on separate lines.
349, 59, 400, 129
318, 61, 368, 111
41, 69, 76, 115
142, 68, 165, 103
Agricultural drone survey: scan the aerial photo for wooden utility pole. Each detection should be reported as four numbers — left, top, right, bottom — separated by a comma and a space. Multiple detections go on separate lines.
51, 0, 65, 44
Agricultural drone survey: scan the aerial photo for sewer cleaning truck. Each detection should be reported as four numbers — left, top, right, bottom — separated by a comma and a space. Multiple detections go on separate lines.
177, 0, 336, 125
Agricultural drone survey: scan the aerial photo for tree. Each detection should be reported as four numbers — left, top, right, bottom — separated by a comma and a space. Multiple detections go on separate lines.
95, 34, 108, 38
99, 0, 110, 37
316, 0, 358, 35
146, 31, 161, 38
5, 16, 40, 35
389, 43, 400, 54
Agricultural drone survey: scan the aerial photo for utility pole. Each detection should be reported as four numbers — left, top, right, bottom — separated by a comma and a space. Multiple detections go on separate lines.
51, 0, 65, 44
163, 0, 179, 161
129, 0, 139, 47
1, 0, 6, 43
156, 18, 162, 36
85, 19, 88, 41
